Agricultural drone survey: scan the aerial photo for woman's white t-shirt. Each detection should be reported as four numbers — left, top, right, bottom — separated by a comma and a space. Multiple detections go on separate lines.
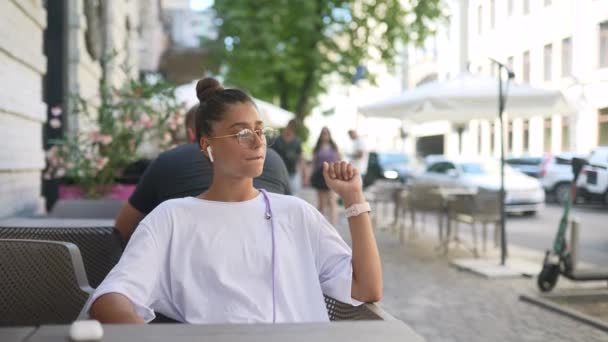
85, 192, 357, 323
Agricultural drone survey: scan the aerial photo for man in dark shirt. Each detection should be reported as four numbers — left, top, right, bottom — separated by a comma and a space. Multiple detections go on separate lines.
115, 107, 291, 241
271, 119, 303, 194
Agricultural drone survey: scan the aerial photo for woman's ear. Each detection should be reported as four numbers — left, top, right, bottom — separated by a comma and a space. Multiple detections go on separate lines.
200, 138, 213, 162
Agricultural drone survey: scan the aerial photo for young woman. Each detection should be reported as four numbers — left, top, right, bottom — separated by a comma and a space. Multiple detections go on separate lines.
88, 78, 382, 324
311, 127, 341, 224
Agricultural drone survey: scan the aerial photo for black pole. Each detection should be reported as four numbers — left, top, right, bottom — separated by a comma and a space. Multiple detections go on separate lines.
498, 67, 508, 266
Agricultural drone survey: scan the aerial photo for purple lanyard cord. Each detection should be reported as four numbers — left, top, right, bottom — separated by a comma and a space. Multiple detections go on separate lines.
259, 189, 276, 323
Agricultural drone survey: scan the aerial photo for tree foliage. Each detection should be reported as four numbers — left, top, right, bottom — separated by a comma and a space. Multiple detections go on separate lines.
208, 0, 445, 122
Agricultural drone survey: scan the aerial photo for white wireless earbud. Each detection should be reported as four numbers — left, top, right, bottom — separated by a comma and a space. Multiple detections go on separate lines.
206, 146, 214, 162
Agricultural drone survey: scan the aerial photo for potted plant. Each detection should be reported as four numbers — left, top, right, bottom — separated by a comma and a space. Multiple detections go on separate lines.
44, 76, 185, 199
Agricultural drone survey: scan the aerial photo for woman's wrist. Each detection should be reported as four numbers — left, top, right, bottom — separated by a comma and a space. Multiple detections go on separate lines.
341, 191, 366, 208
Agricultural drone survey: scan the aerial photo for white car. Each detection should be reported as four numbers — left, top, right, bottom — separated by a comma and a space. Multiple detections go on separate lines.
414, 158, 545, 215
539, 153, 584, 204
576, 146, 608, 205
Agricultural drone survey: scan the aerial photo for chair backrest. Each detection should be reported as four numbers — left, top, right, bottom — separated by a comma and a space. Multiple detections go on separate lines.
408, 184, 444, 211
49, 199, 125, 219
0, 239, 93, 326
449, 192, 500, 220
324, 296, 394, 321
0, 226, 124, 288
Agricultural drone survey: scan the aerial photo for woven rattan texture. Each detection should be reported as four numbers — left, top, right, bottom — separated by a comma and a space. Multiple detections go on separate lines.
0, 226, 123, 287
0, 240, 89, 326
324, 296, 381, 321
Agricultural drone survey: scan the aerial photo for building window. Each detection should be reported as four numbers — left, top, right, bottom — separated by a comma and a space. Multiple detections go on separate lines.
544, 0, 552, 6
523, 120, 529, 152
544, 44, 553, 81
599, 108, 608, 146
544, 118, 552, 153
600, 21, 608, 68
478, 5, 483, 34
562, 117, 570, 151
507, 56, 514, 71
562, 37, 572, 77
523, 0, 530, 15
523, 50, 530, 83
490, 0, 495, 29
508, 0, 514, 16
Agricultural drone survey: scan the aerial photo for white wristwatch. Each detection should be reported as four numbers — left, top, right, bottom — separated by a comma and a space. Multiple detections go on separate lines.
345, 202, 371, 218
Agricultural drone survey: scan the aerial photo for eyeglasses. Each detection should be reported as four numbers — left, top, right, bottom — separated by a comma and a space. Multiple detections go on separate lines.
209, 127, 278, 148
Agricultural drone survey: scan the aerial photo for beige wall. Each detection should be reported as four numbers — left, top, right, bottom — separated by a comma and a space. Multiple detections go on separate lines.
0, 0, 47, 217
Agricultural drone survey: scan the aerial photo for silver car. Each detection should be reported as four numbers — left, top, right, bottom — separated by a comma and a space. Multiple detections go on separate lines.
414, 158, 545, 215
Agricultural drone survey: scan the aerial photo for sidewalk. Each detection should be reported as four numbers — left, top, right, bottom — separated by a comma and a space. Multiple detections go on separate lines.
297, 188, 607, 341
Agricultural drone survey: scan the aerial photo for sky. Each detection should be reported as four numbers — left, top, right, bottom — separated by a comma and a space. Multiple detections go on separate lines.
190, 0, 214, 10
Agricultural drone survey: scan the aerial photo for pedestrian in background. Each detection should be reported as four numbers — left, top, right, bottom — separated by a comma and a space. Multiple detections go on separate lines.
311, 127, 341, 224
348, 129, 368, 177
271, 119, 303, 194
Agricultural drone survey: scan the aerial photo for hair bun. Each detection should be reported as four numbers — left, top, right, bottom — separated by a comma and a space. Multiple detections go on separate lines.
196, 77, 224, 102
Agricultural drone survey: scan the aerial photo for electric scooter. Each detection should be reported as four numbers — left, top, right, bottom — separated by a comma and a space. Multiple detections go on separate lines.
538, 157, 608, 292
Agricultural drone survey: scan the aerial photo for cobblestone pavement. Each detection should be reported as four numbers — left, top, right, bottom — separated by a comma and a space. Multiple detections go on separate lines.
297, 188, 608, 341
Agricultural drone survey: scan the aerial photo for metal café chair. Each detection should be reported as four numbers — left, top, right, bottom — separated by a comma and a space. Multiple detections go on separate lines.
446, 191, 501, 257
0, 239, 93, 326
407, 184, 446, 240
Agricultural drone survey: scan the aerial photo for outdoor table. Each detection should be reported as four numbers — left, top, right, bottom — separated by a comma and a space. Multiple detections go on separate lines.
0, 217, 114, 228
0, 327, 36, 342
19, 321, 425, 342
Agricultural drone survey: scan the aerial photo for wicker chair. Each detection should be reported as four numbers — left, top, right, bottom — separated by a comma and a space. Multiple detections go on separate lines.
324, 296, 395, 321
447, 191, 501, 256
0, 239, 93, 326
0, 226, 124, 288
407, 184, 446, 239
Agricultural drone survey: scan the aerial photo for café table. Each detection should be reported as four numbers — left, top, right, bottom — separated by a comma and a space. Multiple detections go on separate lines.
0, 327, 36, 342
23, 321, 426, 342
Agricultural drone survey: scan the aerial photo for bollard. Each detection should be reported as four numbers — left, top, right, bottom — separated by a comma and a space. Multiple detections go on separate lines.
569, 217, 580, 272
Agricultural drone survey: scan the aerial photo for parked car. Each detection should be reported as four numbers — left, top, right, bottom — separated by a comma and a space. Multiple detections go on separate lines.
505, 156, 544, 178
363, 152, 417, 187
576, 146, 608, 205
413, 158, 545, 215
539, 152, 586, 204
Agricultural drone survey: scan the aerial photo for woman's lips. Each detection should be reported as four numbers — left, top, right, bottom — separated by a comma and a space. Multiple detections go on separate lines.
246, 156, 264, 161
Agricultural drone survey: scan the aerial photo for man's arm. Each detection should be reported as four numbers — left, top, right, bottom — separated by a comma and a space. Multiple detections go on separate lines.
114, 203, 145, 242
90, 293, 145, 324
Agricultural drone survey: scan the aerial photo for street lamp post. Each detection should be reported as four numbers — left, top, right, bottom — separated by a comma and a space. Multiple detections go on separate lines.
489, 58, 515, 266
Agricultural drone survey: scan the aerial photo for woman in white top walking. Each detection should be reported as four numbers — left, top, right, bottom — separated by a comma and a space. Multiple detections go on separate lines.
88, 77, 382, 324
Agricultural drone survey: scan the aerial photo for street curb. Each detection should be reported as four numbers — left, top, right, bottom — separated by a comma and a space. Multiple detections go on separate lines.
519, 293, 608, 333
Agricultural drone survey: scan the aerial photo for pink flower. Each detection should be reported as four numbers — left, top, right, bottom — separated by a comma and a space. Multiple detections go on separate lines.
96, 157, 109, 170
55, 168, 66, 177
124, 119, 134, 128
139, 113, 154, 128
169, 122, 177, 131
163, 132, 172, 143
99, 134, 113, 146
85, 151, 95, 161
51, 106, 62, 117
90, 131, 100, 142
49, 118, 61, 129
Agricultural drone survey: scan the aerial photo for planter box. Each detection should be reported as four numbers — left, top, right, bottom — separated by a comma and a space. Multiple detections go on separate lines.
58, 184, 136, 200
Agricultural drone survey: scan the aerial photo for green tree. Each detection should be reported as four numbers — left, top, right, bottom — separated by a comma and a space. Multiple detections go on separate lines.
209, 0, 445, 126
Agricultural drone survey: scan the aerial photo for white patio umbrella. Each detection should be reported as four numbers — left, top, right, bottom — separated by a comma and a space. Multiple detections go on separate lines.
175, 81, 294, 128
359, 73, 574, 123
